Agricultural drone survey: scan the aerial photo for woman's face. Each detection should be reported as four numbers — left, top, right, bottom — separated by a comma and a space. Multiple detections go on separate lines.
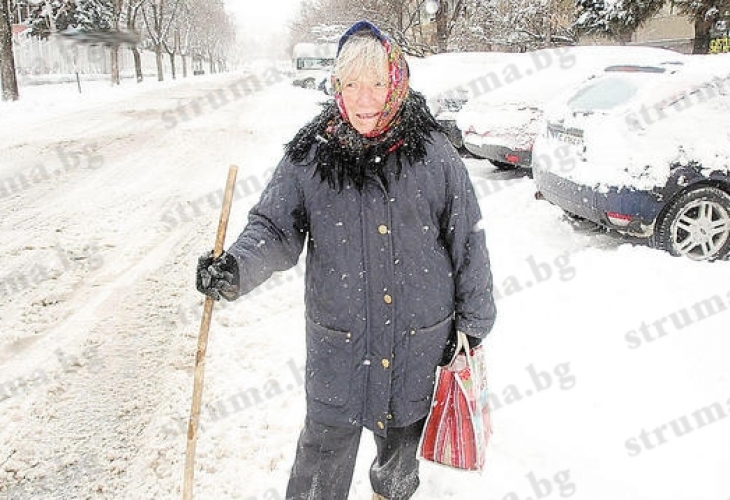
340, 62, 390, 135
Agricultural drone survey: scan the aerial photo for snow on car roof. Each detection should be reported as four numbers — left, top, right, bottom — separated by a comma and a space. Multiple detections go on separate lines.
460, 45, 685, 107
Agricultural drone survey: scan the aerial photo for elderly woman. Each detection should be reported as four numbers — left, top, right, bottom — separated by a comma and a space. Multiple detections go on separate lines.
196, 20, 496, 500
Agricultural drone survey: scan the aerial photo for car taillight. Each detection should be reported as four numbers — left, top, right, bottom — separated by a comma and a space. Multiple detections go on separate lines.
607, 212, 632, 227
505, 154, 520, 164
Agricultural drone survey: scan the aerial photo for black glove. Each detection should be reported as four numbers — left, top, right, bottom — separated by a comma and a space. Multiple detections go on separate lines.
440, 330, 483, 366
196, 251, 240, 301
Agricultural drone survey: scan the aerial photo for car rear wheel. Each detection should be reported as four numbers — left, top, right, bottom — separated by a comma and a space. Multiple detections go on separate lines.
653, 186, 730, 261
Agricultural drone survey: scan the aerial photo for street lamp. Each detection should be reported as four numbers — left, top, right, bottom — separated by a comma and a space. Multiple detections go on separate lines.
424, 0, 440, 16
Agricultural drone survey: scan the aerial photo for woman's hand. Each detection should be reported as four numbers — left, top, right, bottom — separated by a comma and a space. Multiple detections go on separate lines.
195, 251, 240, 301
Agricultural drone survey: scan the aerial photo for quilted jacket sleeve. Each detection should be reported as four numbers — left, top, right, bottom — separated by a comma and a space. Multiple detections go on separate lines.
227, 158, 308, 297
439, 140, 497, 339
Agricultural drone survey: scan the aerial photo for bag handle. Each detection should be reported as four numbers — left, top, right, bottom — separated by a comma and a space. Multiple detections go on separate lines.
456, 330, 471, 359
447, 331, 473, 370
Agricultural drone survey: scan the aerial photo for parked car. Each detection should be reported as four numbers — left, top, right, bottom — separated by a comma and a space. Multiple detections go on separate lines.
532, 56, 730, 261
457, 46, 684, 169
291, 42, 337, 91
408, 51, 518, 149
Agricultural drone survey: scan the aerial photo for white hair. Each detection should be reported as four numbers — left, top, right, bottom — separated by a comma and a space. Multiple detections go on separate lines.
334, 32, 389, 84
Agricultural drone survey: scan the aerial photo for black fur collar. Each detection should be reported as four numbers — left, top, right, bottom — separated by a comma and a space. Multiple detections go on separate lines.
285, 90, 442, 191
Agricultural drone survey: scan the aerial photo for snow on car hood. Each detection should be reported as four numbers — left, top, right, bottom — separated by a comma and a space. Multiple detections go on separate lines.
457, 100, 542, 133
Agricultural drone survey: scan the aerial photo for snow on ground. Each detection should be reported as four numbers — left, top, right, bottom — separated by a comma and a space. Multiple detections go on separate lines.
1, 55, 729, 500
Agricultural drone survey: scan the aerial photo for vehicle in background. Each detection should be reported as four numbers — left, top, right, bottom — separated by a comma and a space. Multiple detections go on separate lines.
457, 46, 684, 170
532, 56, 730, 261
408, 52, 518, 149
291, 42, 337, 91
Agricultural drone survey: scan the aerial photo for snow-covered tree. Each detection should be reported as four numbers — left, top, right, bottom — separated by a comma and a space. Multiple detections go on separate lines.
574, 0, 664, 43
26, 0, 78, 38
74, 0, 114, 31
171, 0, 195, 78
142, 0, 182, 81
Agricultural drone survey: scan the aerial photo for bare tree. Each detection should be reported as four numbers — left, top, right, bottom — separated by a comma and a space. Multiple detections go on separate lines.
110, 0, 123, 84
190, 0, 232, 74
161, 18, 179, 78
142, 0, 181, 81
289, 0, 436, 55
175, 0, 196, 77
124, 0, 145, 82
360, 0, 437, 55
1, 0, 20, 100
290, 0, 577, 54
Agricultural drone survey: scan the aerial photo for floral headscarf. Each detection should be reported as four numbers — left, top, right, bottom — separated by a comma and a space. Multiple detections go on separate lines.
332, 20, 410, 138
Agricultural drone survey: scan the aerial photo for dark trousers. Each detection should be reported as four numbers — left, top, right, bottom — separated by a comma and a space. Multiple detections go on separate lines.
285, 417, 426, 500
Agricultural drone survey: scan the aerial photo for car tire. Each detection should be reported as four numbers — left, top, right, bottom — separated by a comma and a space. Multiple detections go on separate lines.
492, 160, 518, 170
303, 78, 316, 89
652, 186, 730, 261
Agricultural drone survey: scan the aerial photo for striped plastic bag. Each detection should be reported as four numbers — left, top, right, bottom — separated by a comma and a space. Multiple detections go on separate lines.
419, 331, 492, 471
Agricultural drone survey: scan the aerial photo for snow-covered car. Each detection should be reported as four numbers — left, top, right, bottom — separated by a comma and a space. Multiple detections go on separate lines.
408, 51, 518, 149
533, 56, 730, 261
457, 46, 684, 169
291, 42, 337, 91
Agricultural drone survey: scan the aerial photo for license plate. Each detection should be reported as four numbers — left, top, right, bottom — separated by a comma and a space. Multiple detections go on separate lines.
549, 127, 584, 146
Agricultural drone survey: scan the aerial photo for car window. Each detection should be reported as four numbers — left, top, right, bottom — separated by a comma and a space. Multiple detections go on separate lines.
567, 76, 639, 111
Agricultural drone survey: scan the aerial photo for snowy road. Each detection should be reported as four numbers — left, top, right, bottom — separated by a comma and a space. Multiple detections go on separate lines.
1, 72, 729, 500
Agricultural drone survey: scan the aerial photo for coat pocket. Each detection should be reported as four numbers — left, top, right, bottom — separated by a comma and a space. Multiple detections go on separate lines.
305, 319, 353, 408
406, 315, 454, 403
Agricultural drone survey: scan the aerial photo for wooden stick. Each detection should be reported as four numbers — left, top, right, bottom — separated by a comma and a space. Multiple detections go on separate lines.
183, 165, 238, 500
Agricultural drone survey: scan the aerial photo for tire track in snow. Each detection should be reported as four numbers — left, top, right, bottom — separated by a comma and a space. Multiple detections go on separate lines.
0, 77, 323, 498
0, 224, 205, 498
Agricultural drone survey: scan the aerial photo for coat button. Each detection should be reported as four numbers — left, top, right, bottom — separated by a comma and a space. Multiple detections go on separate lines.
378, 224, 389, 235
381, 358, 390, 369
383, 294, 392, 304
377, 421, 385, 430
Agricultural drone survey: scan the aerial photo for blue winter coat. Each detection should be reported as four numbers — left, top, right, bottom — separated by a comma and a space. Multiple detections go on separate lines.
228, 124, 496, 436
